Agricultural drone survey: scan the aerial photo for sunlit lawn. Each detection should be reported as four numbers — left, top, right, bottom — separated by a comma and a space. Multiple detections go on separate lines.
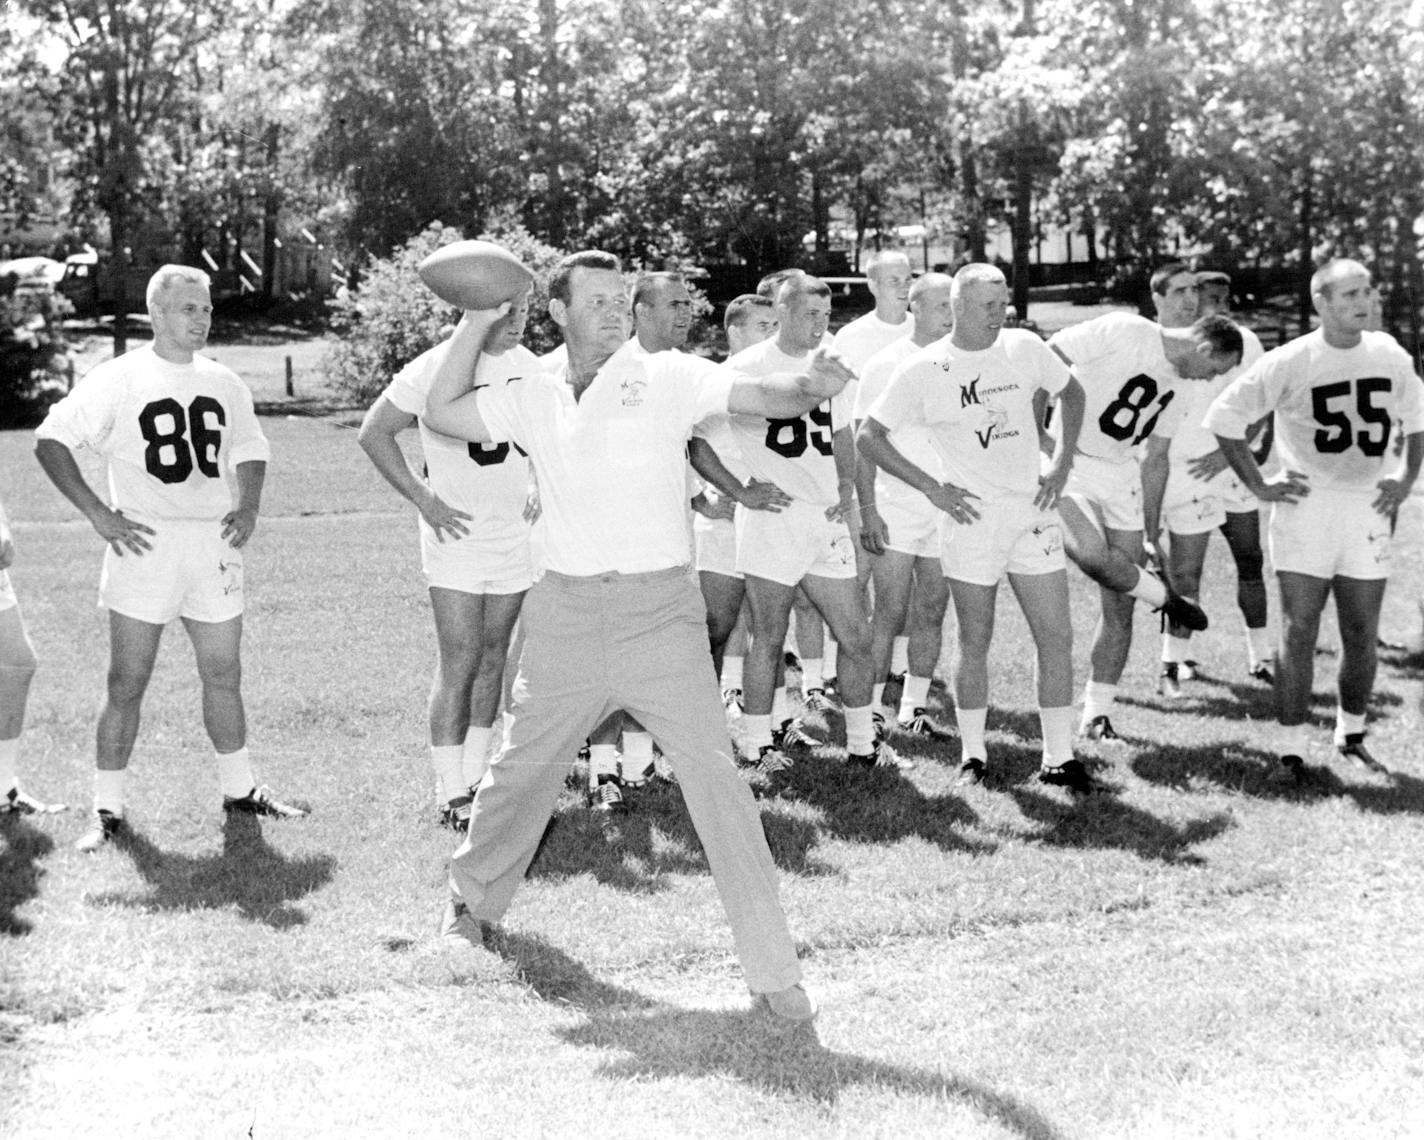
2, 396, 1423, 1139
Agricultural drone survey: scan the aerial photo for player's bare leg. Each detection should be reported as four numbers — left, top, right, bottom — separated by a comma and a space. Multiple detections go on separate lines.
1161, 529, 1211, 695
699, 569, 745, 677
1332, 576, 1389, 772
1220, 509, 1272, 680
0, 605, 61, 815
742, 575, 799, 772
1274, 570, 1331, 777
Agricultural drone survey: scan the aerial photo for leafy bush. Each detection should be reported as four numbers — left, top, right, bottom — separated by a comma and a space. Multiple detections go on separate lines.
0, 283, 72, 427
323, 219, 566, 405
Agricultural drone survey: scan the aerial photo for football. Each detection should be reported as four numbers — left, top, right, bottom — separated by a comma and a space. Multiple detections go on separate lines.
417, 240, 534, 310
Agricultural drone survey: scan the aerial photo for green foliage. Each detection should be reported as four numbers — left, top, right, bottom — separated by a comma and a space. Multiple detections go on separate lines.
0, 283, 71, 426
322, 219, 565, 406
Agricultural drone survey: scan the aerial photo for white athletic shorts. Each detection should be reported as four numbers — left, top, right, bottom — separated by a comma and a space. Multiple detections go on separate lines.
0, 570, 16, 613
1162, 467, 1227, 536
1062, 453, 1142, 532
693, 514, 740, 579
420, 524, 533, 595
942, 496, 1065, 586
1219, 471, 1259, 515
879, 492, 943, 559
736, 498, 857, 586
100, 518, 244, 625
1270, 489, 1392, 581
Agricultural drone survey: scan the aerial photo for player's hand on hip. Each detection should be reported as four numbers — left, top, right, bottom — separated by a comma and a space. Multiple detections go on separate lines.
1259, 470, 1310, 504
738, 478, 790, 513
93, 508, 156, 556
1034, 461, 1072, 511
799, 349, 855, 399
1186, 449, 1229, 481
928, 482, 981, 524
859, 507, 888, 555
1373, 476, 1412, 518
221, 506, 259, 548
419, 489, 473, 541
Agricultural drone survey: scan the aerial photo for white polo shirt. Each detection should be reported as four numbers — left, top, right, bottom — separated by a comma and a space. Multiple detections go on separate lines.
856, 335, 945, 506
474, 340, 733, 574
35, 344, 270, 521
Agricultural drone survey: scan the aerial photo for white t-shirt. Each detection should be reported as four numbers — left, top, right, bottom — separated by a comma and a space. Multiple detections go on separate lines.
384, 343, 537, 545
474, 339, 733, 574
723, 338, 851, 508
1048, 312, 1188, 462
1203, 329, 1424, 494
832, 310, 911, 374
1170, 326, 1265, 462
35, 344, 270, 521
869, 330, 1070, 501
856, 335, 945, 506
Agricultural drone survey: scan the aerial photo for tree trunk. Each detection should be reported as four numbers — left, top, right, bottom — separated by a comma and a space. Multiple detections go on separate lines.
1296, 168, 1314, 333
1010, 118, 1032, 319
110, 209, 130, 357
262, 122, 280, 304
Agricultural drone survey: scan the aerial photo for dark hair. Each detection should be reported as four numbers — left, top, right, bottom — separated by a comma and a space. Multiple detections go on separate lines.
1150, 261, 1193, 296
631, 271, 684, 312
548, 250, 622, 306
755, 268, 804, 299
1191, 313, 1244, 361
724, 293, 773, 331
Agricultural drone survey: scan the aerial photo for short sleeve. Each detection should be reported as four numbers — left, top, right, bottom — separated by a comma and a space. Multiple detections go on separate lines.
34, 365, 122, 451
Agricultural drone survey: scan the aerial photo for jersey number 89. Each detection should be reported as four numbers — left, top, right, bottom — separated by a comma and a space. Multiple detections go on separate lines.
764, 405, 834, 458
139, 396, 225, 484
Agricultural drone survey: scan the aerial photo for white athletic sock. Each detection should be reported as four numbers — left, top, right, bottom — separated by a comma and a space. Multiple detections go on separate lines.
1247, 626, 1272, 670
622, 730, 655, 780
955, 707, 988, 761
721, 655, 744, 691
771, 686, 791, 727
94, 768, 126, 816
1161, 634, 1192, 664
1334, 709, 1366, 744
824, 640, 838, 679
898, 674, 932, 720
1280, 722, 1310, 759
1038, 706, 1075, 767
217, 747, 257, 800
430, 744, 466, 803
844, 705, 875, 755
1081, 682, 1118, 724
588, 743, 620, 781
743, 714, 773, 751
890, 636, 910, 676
0, 737, 17, 794
462, 725, 493, 789
800, 657, 824, 692
872, 681, 887, 709
1128, 567, 1168, 608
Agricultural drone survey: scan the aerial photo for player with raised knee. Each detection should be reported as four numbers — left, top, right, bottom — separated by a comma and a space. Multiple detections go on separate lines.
852, 272, 955, 738
859, 264, 1094, 791
1203, 258, 1423, 779
1046, 303, 1243, 740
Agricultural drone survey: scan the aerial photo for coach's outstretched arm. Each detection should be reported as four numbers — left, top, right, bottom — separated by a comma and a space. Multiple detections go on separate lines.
727, 348, 854, 418
421, 306, 511, 442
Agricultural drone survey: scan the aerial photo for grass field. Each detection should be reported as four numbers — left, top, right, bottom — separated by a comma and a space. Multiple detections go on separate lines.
3, 344, 1424, 1139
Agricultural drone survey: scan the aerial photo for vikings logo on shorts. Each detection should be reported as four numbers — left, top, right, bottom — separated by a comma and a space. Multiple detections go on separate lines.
1032, 521, 1063, 557
219, 558, 242, 597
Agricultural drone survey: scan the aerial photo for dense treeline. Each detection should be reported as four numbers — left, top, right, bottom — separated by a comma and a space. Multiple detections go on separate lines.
3, 0, 1422, 336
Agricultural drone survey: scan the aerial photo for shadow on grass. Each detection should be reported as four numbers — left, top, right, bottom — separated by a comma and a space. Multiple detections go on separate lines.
1130, 741, 1424, 815
1007, 785, 1233, 865
0, 816, 56, 936
489, 929, 1066, 1140
86, 812, 335, 929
